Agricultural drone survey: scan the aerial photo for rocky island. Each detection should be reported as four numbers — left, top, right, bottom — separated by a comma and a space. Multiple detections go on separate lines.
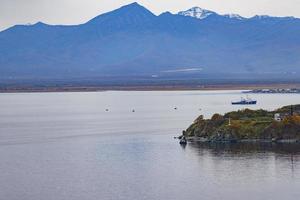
183, 105, 300, 143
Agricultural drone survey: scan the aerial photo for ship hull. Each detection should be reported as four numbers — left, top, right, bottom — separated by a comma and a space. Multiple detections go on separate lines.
232, 101, 257, 105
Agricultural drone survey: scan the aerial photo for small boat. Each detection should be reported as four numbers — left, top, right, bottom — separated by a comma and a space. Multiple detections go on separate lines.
232, 96, 257, 105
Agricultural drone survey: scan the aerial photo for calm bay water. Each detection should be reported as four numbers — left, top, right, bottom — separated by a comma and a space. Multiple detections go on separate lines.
0, 90, 300, 200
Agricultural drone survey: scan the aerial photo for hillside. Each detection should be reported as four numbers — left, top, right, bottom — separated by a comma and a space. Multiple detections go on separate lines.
1, 2, 300, 81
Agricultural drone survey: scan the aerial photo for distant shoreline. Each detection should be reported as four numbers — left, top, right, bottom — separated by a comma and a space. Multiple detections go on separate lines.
1, 83, 300, 93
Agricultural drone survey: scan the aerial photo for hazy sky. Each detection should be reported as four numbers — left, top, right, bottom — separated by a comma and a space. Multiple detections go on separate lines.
1, 0, 300, 31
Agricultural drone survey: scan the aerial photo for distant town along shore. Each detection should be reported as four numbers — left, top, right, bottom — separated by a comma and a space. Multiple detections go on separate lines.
244, 88, 300, 94
183, 105, 300, 143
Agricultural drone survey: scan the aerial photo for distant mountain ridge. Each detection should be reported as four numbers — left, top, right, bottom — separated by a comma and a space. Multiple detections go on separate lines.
1, 2, 300, 80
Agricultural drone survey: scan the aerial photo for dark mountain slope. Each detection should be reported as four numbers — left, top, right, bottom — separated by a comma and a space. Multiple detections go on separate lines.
1, 2, 300, 80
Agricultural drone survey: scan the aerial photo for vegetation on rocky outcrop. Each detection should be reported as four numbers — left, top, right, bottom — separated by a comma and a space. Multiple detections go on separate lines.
184, 105, 300, 142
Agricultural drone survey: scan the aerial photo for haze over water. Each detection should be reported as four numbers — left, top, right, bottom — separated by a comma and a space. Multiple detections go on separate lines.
0, 90, 300, 200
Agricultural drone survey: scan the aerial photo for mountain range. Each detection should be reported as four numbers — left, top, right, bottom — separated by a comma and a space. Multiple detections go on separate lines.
1, 2, 300, 82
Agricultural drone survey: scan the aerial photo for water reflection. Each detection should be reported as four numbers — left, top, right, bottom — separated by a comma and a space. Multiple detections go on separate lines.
188, 142, 300, 176
188, 142, 300, 155
179, 143, 187, 150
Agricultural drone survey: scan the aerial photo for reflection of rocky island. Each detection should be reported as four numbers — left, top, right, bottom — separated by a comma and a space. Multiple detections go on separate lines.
244, 88, 300, 94
184, 105, 300, 143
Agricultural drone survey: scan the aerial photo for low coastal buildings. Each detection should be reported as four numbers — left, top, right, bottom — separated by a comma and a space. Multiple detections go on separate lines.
244, 88, 300, 94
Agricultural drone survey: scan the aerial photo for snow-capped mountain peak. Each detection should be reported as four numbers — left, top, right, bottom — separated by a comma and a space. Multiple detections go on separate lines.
178, 7, 215, 19
179, 7, 248, 20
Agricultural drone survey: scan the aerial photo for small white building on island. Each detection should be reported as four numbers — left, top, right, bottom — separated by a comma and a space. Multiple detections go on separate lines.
274, 113, 283, 121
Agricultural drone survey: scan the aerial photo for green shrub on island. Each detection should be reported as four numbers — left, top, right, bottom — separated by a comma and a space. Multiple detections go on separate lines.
184, 105, 300, 142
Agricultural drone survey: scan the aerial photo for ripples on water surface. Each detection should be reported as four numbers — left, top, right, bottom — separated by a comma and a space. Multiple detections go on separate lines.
0, 91, 300, 200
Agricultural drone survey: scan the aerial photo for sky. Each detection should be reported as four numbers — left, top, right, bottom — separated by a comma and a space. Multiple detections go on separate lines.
1, 0, 300, 31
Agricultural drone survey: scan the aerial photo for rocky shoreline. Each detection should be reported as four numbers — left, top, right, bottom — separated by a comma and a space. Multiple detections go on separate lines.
186, 136, 299, 144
